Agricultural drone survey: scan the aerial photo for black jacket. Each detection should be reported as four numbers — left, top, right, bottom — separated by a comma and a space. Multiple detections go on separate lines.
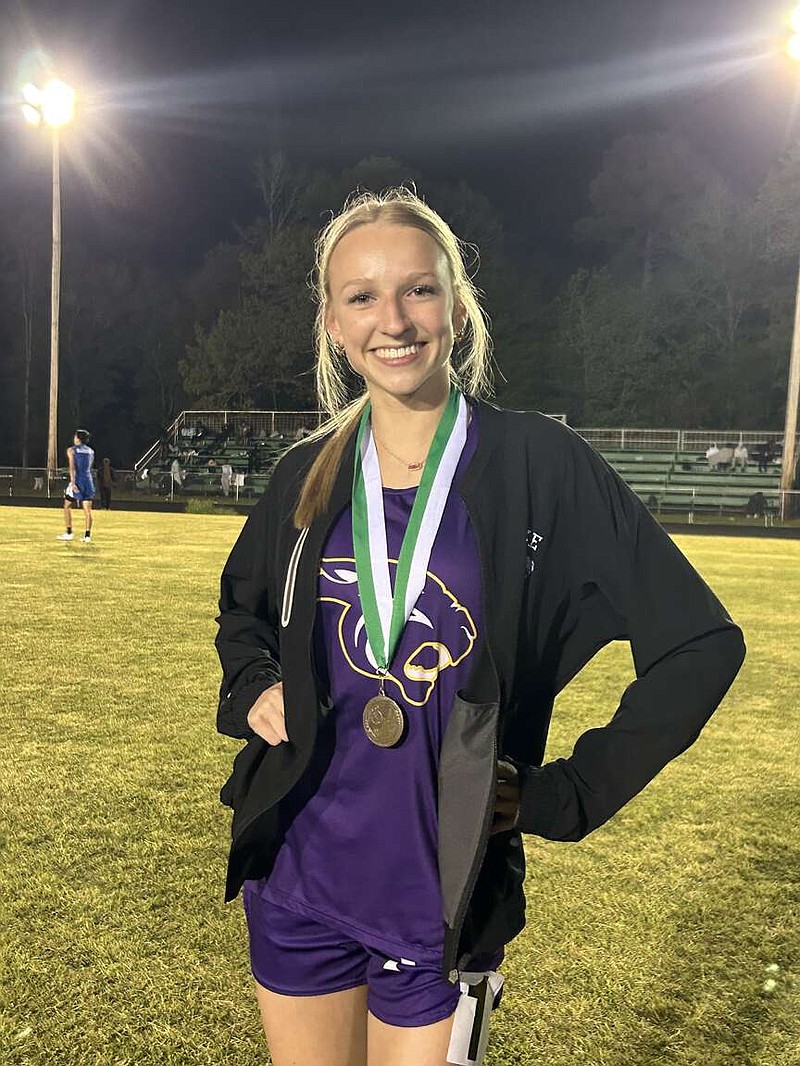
215, 402, 745, 981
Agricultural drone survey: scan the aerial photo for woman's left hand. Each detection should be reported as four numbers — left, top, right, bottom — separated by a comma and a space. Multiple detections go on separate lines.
491, 759, 521, 834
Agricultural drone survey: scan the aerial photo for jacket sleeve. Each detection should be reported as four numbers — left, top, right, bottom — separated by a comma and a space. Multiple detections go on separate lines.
215, 487, 283, 740
515, 432, 746, 840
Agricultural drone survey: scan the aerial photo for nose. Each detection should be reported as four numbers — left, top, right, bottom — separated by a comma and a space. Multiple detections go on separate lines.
377, 294, 413, 338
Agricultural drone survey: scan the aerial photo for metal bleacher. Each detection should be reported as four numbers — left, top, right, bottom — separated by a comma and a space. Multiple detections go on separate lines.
133, 412, 788, 515
134, 410, 320, 500
599, 448, 783, 519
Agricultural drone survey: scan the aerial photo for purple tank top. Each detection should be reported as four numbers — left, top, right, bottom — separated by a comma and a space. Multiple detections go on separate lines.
250, 410, 482, 963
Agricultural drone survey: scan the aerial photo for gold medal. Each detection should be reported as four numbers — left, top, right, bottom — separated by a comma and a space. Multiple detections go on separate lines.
363, 694, 405, 747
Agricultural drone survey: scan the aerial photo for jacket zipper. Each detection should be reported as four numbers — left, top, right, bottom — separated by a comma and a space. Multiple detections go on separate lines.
281, 527, 310, 629
232, 525, 317, 847
227, 527, 311, 703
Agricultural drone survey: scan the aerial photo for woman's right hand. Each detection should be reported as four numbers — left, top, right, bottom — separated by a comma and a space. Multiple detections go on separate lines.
246, 682, 288, 745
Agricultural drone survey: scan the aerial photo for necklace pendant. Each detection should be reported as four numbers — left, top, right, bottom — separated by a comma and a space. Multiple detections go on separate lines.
408, 461, 424, 471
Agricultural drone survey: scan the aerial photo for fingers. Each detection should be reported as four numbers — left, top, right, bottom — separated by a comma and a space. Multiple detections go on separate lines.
246, 682, 289, 745
495, 771, 519, 807
492, 759, 521, 833
496, 758, 518, 783
493, 787, 518, 817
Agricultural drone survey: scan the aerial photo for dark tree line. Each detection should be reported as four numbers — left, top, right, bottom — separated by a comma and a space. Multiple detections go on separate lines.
1, 135, 798, 467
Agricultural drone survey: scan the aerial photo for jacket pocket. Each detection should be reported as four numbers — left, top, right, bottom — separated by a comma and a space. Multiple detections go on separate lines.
221, 698, 331, 828
219, 734, 267, 812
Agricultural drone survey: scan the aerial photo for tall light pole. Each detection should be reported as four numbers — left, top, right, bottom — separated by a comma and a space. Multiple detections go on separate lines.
783, 258, 800, 513
782, 13, 800, 515
21, 77, 75, 480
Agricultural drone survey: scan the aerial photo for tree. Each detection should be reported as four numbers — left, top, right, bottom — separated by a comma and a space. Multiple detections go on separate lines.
254, 151, 300, 238
180, 158, 527, 413
181, 225, 318, 409
561, 137, 785, 428
553, 268, 665, 424
753, 140, 800, 428
0, 211, 50, 467
654, 181, 771, 426
576, 132, 717, 290
183, 241, 243, 331
44, 249, 189, 465
296, 155, 424, 227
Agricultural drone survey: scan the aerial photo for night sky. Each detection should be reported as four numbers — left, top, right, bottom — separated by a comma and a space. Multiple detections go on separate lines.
1, 0, 798, 280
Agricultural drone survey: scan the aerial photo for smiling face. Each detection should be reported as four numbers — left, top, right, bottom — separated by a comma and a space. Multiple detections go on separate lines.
325, 222, 465, 409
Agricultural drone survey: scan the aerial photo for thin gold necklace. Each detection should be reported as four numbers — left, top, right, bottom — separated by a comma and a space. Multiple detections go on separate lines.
374, 434, 428, 472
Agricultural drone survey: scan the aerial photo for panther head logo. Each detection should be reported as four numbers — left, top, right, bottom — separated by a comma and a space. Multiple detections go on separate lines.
319, 557, 477, 707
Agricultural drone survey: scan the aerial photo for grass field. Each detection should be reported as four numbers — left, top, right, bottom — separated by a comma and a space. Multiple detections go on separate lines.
1, 506, 798, 1066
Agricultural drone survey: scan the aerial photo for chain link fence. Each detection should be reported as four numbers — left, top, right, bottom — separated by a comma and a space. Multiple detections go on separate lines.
577, 427, 791, 453
0, 466, 277, 503
3, 464, 800, 522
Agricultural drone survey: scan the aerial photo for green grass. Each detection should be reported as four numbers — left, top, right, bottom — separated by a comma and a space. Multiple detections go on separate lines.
1, 507, 797, 1066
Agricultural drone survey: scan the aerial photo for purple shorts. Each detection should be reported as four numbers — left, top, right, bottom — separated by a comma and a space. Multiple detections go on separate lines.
242, 886, 503, 1029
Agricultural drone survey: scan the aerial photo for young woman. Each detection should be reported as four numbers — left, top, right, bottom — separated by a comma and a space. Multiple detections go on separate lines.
215, 189, 745, 1066
57, 429, 95, 542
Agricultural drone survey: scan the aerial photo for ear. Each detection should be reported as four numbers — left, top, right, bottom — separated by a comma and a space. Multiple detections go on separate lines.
326, 307, 344, 350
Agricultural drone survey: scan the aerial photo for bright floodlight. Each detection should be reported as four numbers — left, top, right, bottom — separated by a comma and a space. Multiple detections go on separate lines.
792, 6, 800, 32
21, 103, 42, 126
22, 82, 42, 106
40, 79, 75, 127
789, 33, 800, 60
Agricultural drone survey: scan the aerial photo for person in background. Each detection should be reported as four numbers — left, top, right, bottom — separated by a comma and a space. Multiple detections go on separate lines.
99, 457, 115, 509
732, 438, 748, 473
753, 442, 774, 474
746, 491, 767, 518
170, 458, 184, 491
58, 429, 95, 543
705, 442, 720, 470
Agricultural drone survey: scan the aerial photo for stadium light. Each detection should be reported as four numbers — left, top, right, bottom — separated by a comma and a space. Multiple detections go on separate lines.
19, 76, 75, 480
789, 3, 800, 59
778, 13, 800, 514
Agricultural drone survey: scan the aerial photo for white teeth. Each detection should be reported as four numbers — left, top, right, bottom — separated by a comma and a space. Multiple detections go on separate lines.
374, 344, 419, 360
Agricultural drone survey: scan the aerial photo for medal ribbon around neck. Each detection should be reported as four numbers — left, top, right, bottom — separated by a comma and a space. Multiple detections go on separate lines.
352, 387, 467, 676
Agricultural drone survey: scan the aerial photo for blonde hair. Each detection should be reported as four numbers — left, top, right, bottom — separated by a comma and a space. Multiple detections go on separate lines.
294, 186, 494, 529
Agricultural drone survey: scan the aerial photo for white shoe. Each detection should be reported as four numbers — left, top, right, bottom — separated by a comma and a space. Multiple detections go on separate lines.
57, 532, 74, 541
81, 534, 92, 543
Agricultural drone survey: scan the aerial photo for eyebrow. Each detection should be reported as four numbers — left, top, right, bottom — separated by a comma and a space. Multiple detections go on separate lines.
338, 271, 439, 295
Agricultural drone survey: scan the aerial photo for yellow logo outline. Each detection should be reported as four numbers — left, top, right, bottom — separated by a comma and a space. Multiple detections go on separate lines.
318, 556, 477, 707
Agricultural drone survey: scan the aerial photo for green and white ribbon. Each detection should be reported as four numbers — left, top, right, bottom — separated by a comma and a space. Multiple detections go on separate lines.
352, 388, 468, 673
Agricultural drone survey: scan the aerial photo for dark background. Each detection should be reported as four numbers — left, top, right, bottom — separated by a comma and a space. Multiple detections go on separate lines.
2, 1, 792, 272
1, 0, 799, 464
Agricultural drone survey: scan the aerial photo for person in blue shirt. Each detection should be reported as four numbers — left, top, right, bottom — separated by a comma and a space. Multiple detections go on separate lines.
57, 429, 95, 543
